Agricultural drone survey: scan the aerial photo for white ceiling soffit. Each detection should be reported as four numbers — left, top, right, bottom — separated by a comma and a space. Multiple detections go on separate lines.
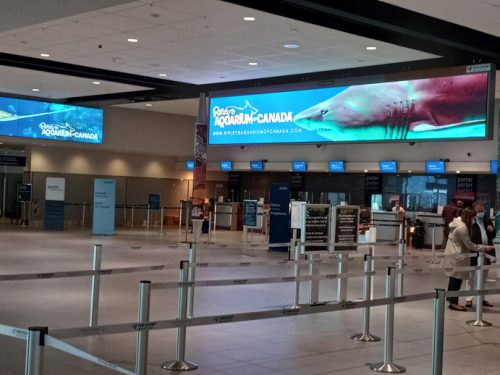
381, 0, 500, 37
0, 0, 135, 33
0, 65, 152, 99
114, 98, 199, 116
0, 0, 438, 85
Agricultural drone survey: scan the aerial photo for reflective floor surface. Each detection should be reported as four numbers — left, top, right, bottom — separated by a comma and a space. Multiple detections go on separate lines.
0, 227, 499, 374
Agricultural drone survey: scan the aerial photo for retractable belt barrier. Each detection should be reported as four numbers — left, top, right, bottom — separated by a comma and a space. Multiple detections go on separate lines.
0, 323, 28, 341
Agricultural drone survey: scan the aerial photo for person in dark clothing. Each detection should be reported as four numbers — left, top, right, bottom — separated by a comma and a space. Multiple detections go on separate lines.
441, 199, 459, 248
465, 200, 496, 307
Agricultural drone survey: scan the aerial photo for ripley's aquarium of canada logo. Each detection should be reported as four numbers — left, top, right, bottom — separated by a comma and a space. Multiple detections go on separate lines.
212, 100, 293, 128
39, 122, 99, 141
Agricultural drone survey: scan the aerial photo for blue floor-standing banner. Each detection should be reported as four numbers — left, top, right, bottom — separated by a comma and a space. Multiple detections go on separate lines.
44, 177, 65, 230
92, 179, 116, 236
269, 184, 290, 252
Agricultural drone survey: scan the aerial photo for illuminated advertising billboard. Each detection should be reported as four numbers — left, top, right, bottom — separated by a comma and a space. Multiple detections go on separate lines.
208, 65, 494, 145
0, 96, 103, 143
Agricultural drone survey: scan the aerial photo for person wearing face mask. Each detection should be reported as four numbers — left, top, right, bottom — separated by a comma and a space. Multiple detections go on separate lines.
465, 200, 496, 308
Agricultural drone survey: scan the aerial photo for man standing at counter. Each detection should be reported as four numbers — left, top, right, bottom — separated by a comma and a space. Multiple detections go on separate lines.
442, 199, 460, 248
465, 200, 496, 308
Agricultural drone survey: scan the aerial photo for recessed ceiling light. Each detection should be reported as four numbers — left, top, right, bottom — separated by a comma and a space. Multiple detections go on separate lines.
284, 43, 300, 49
407, 170, 412, 173
92, 81, 101, 85
363, 169, 368, 173
127, 38, 138, 43
32, 88, 39, 92
40, 53, 50, 57
366, 46, 377, 50
158, 73, 167, 77
248, 62, 258, 66
243, 17, 255, 21
456, 170, 461, 174
145, 103, 153, 107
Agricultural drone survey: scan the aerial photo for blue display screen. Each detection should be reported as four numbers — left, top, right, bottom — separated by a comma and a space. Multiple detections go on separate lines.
292, 161, 307, 172
379, 160, 397, 173
426, 160, 445, 174
220, 161, 233, 171
185, 160, 195, 170
250, 160, 264, 171
208, 69, 490, 145
329, 160, 345, 172
490, 160, 497, 174
0, 96, 103, 143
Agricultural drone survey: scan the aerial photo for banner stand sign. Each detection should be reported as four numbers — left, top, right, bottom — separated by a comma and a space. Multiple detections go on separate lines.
269, 184, 290, 252
148, 193, 161, 211
303, 204, 330, 253
243, 200, 258, 228
44, 177, 65, 230
92, 179, 116, 236
331, 205, 360, 252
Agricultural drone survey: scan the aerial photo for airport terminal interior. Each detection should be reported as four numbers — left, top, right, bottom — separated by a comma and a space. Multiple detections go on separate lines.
2, 0, 500, 374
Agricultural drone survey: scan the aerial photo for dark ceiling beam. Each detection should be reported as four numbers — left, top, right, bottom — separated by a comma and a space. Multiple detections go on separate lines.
222, 0, 500, 62
0, 52, 200, 99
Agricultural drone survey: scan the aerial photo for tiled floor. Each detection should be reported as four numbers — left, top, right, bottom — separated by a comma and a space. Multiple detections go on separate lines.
1, 226, 500, 374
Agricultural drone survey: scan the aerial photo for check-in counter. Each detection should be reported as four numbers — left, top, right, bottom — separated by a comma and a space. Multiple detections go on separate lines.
416, 213, 444, 249
371, 211, 398, 241
215, 202, 239, 230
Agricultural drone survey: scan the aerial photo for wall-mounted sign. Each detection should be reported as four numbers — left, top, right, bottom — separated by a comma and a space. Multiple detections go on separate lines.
209, 65, 493, 145
0, 96, 103, 144
0, 155, 26, 167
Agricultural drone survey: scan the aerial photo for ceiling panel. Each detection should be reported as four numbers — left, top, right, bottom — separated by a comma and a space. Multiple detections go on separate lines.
0, 66, 151, 99
0, 0, 438, 86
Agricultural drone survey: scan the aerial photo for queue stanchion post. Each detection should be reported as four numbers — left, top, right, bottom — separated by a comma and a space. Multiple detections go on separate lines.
135, 281, 151, 375
160, 206, 164, 233
161, 261, 199, 371
370, 267, 406, 373
426, 226, 440, 264
352, 250, 380, 342
286, 241, 301, 311
89, 244, 102, 327
82, 201, 86, 229
123, 202, 127, 228
25, 327, 47, 375
431, 289, 446, 375
466, 252, 492, 327
131, 204, 135, 228
397, 223, 404, 297
146, 204, 150, 230
187, 243, 197, 318
308, 253, 320, 304
337, 253, 349, 302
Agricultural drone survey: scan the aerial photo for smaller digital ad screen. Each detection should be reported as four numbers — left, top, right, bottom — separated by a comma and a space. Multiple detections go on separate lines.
0, 96, 103, 143
220, 160, 233, 171
250, 160, 264, 171
185, 160, 195, 170
426, 160, 445, 174
490, 160, 497, 174
329, 160, 345, 172
292, 160, 307, 172
379, 160, 397, 173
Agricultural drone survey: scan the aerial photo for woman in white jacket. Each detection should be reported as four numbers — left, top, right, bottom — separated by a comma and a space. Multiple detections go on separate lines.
443, 208, 495, 311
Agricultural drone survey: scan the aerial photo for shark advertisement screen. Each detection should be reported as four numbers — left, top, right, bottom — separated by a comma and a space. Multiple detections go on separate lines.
208, 64, 494, 145
0, 96, 103, 143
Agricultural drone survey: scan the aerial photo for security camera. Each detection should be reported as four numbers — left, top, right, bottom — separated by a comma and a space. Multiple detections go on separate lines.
467, 152, 471, 157
408, 142, 415, 146
240, 146, 245, 150
316, 144, 322, 148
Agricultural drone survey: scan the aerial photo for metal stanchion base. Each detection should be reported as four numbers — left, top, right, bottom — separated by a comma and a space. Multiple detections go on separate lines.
466, 319, 492, 327
161, 360, 199, 371
351, 333, 381, 342
369, 362, 406, 373
284, 305, 301, 311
